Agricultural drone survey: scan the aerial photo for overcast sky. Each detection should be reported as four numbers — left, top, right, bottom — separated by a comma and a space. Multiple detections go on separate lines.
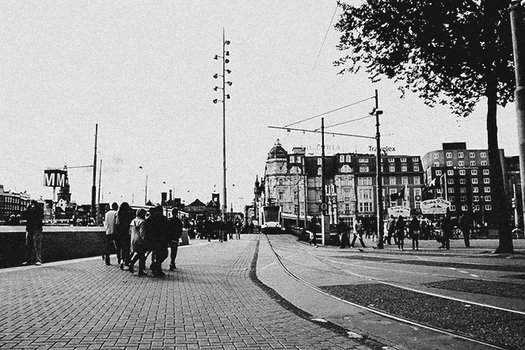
0, 1, 520, 210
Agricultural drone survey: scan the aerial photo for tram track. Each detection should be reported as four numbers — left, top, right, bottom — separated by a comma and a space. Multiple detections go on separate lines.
264, 234, 525, 350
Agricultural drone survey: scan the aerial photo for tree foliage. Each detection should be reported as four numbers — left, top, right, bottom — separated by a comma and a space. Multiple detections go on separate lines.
334, 0, 515, 118
334, 0, 517, 252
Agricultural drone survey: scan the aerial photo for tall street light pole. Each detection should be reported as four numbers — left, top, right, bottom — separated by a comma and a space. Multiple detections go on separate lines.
374, 90, 385, 249
91, 124, 98, 219
213, 27, 232, 221
510, 1, 525, 231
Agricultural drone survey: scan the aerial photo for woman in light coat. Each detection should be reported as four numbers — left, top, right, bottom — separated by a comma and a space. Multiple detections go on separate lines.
129, 209, 147, 275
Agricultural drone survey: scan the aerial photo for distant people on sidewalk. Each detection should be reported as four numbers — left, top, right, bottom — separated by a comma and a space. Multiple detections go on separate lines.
306, 219, 318, 247
129, 209, 147, 276
167, 208, 183, 271
146, 205, 169, 277
235, 219, 242, 239
116, 202, 134, 270
103, 202, 119, 265
351, 217, 366, 248
386, 215, 396, 245
337, 218, 350, 249
409, 216, 420, 251
22, 200, 44, 266
395, 215, 406, 250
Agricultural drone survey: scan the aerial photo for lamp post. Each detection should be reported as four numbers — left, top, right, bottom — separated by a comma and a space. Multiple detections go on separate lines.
139, 166, 148, 205
213, 27, 232, 221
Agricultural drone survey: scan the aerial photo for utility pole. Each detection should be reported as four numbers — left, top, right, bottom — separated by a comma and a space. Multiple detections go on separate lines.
374, 90, 385, 249
510, 1, 525, 231
91, 124, 98, 219
321, 117, 327, 245
97, 159, 102, 225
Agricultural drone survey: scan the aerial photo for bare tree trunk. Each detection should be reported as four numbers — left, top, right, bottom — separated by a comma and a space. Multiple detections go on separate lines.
486, 86, 514, 253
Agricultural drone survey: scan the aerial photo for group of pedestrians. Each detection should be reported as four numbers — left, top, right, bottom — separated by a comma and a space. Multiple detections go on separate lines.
337, 217, 367, 249
103, 202, 182, 277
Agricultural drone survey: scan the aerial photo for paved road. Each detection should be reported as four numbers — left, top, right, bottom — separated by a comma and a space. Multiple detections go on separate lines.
0, 235, 380, 350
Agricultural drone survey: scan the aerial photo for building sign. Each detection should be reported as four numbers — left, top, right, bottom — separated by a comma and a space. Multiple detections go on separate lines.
387, 206, 411, 218
303, 144, 347, 156
43, 169, 68, 188
368, 145, 396, 155
420, 198, 451, 215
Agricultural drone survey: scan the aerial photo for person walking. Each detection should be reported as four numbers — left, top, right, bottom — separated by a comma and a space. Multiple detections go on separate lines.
146, 206, 170, 277
458, 214, 471, 248
395, 215, 406, 250
337, 218, 350, 248
129, 209, 147, 276
409, 216, 420, 250
440, 214, 453, 250
351, 217, 367, 248
167, 208, 183, 271
386, 215, 396, 245
116, 202, 134, 270
234, 219, 242, 239
103, 202, 119, 265
22, 200, 44, 266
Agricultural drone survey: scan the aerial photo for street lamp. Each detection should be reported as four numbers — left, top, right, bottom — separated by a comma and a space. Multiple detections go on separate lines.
139, 166, 148, 205
213, 27, 232, 220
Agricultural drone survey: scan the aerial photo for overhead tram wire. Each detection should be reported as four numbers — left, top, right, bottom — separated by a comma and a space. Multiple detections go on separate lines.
317, 114, 374, 131
283, 96, 375, 128
268, 125, 375, 140
312, 2, 339, 72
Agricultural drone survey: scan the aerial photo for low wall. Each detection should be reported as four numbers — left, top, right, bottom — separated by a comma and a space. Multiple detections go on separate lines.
0, 226, 106, 268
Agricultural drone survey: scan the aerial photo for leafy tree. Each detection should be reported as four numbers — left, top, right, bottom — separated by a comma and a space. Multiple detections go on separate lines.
334, 0, 516, 252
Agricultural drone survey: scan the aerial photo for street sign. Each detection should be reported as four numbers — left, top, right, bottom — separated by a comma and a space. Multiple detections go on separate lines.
320, 203, 328, 211
387, 206, 411, 218
420, 198, 451, 215
43, 169, 68, 188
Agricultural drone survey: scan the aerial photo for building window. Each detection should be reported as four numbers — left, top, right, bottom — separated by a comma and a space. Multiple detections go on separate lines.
278, 192, 284, 201
473, 187, 479, 193
401, 176, 408, 185
485, 204, 492, 211
344, 203, 350, 214
460, 187, 466, 193
485, 195, 491, 202
433, 153, 439, 159
446, 161, 453, 167
472, 178, 478, 184
470, 161, 476, 166
469, 152, 476, 158
483, 178, 490, 184
341, 164, 351, 173
483, 169, 490, 175
474, 204, 480, 210
447, 178, 454, 185
346, 155, 351, 162
458, 161, 465, 166
447, 169, 454, 176
389, 177, 396, 185
480, 152, 487, 158
459, 170, 466, 175
446, 152, 452, 158
278, 179, 284, 186
317, 168, 322, 176
401, 165, 407, 172
450, 205, 456, 211
389, 165, 395, 172
434, 162, 440, 167
389, 158, 395, 163
339, 155, 345, 162
448, 188, 454, 193
414, 176, 420, 185
481, 160, 488, 166
436, 170, 442, 176
459, 178, 466, 185
359, 166, 369, 172
471, 169, 478, 175
461, 196, 467, 202
473, 195, 479, 202
413, 165, 420, 172
358, 158, 369, 163
412, 157, 419, 162
449, 196, 455, 202
461, 205, 468, 211
400, 157, 407, 162
458, 152, 464, 158
317, 158, 322, 165
484, 186, 491, 193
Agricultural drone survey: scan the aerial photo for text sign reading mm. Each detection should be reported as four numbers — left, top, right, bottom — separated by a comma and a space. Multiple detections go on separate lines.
43, 169, 68, 188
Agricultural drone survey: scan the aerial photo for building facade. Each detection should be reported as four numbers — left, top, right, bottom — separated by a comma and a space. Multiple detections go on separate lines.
262, 140, 424, 229
0, 185, 31, 223
421, 142, 505, 225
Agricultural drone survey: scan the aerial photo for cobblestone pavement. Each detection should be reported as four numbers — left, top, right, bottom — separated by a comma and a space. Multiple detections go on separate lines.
0, 235, 375, 350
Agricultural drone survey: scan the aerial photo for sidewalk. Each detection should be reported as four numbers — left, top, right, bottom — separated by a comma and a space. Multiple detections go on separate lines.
0, 236, 378, 350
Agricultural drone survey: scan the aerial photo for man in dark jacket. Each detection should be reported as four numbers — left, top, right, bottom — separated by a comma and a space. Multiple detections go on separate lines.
167, 208, 183, 271
337, 218, 350, 248
22, 200, 44, 266
146, 206, 169, 277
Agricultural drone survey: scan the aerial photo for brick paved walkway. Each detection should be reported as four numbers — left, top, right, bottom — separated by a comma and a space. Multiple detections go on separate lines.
0, 235, 372, 350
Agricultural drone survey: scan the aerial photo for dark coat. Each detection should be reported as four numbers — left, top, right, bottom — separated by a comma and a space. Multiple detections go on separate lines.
145, 213, 169, 250
167, 217, 183, 242
25, 205, 43, 231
